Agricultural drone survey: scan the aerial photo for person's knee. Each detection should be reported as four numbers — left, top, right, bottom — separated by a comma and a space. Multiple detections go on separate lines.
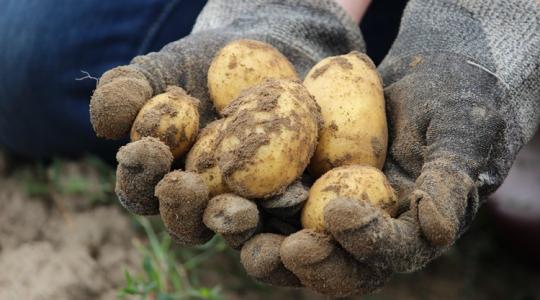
0, 0, 206, 159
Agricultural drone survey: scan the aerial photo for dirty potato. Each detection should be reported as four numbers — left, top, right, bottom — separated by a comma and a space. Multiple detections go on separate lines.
131, 86, 199, 159
208, 39, 298, 113
185, 120, 230, 197
304, 52, 387, 177
215, 79, 321, 199
301, 165, 398, 231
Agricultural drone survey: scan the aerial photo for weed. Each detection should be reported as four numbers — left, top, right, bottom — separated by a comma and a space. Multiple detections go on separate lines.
119, 216, 228, 300
15, 155, 116, 205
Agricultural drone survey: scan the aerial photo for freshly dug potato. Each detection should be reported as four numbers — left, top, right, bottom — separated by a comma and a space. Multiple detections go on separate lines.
185, 120, 229, 197
131, 86, 199, 159
155, 170, 213, 246
208, 39, 298, 113
301, 165, 398, 231
115, 137, 173, 215
304, 52, 387, 177
215, 79, 321, 199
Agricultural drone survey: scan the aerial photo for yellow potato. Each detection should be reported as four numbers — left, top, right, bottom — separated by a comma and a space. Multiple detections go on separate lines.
185, 119, 230, 197
304, 52, 387, 177
131, 86, 199, 159
301, 165, 398, 231
208, 39, 298, 113
215, 79, 321, 199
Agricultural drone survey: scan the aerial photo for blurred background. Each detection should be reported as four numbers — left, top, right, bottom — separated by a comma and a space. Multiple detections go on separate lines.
0, 131, 538, 300
0, 0, 539, 299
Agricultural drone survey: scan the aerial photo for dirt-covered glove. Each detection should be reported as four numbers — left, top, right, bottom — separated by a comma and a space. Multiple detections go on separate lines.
114, 135, 307, 245
89, 0, 363, 139
106, 0, 365, 290
113, 134, 308, 289
275, 0, 540, 297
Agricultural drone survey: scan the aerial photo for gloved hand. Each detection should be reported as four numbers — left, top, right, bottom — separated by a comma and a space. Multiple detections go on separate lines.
90, 0, 363, 139
264, 0, 540, 297
102, 0, 365, 291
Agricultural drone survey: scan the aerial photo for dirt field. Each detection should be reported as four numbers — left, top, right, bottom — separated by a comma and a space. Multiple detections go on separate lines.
0, 149, 538, 300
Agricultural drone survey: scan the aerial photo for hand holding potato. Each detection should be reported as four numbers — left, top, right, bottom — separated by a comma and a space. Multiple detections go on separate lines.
91, 5, 501, 294
89, 3, 366, 293
93, 0, 540, 297
109, 43, 396, 297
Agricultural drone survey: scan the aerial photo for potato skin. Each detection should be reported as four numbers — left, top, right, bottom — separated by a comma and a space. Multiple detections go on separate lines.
304, 52, 387, 177
208, 39, 298, 113
301, 165, 397, 231
131, 86, 199, 159
215, 79, 321, 199
185, 119, 230, 197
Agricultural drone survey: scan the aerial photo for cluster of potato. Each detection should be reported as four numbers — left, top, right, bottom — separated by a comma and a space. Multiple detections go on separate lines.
92, 39, 398, 296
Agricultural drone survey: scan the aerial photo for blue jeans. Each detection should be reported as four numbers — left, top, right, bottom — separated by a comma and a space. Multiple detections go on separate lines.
0, 0, 206, 159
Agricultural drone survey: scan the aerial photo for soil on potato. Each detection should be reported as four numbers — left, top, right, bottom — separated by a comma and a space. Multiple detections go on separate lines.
0, 148, 539, 300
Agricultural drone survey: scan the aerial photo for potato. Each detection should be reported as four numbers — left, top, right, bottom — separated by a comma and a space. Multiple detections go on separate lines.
303, 52, 387, 177
215, 79, 321, 199
185, 119, 230, 197
208, 39, 298, 113
131, 86, 199, 159
301, 165, 398, 231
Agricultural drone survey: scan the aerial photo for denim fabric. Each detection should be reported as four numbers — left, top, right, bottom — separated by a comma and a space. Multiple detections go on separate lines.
0, 0, 206, 159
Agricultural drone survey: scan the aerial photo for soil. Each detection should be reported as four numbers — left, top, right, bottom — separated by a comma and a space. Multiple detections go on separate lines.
1, 140, 539, 299
0, 161, 140, 300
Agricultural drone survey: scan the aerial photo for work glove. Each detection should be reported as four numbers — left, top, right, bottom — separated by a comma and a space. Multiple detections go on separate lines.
258, 0, 540, 297
97, 0, 366, 290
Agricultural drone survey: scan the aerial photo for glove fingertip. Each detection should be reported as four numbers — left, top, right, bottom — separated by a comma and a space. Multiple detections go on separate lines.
156, 170, 213, 246
115, 137, 173, 216
416, 191, 457, 246
240, 233, 301, 287
203, 193, 259, 234
90, 70, 152, 139
323, 197, 383, 260
280, 230, 366, 297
